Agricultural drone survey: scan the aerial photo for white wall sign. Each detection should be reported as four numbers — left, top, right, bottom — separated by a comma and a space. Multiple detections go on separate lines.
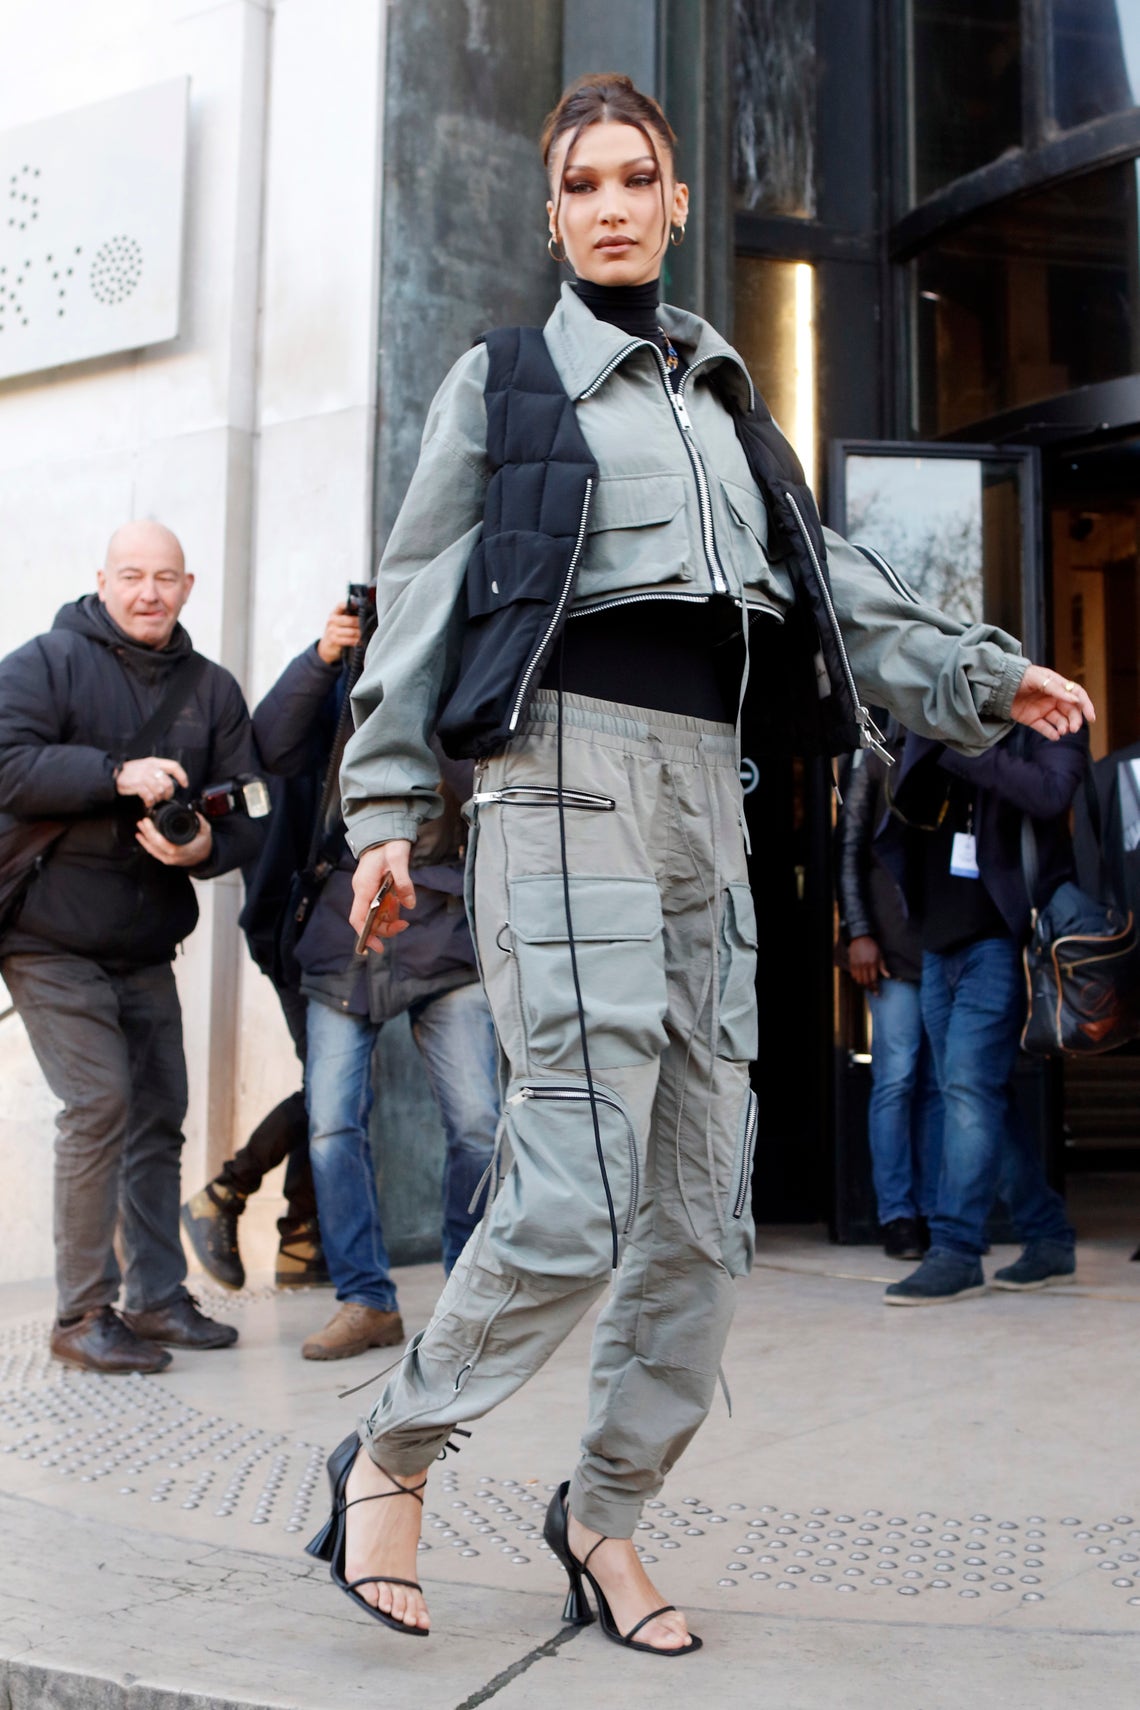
0, 78, 188, 383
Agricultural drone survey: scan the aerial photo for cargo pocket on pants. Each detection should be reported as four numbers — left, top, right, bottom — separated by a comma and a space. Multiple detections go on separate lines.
722, 1088, 758, 1278
483, 1078, 641, 1279
509, 874, 668, 1070
719, 882, 759, 1062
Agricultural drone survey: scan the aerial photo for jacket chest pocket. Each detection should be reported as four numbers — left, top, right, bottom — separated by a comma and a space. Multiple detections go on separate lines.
721, 479, 772, 588
577, 473, 693, 595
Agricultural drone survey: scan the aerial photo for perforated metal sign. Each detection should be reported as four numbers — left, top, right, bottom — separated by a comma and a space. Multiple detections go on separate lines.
0, 78, 188, 383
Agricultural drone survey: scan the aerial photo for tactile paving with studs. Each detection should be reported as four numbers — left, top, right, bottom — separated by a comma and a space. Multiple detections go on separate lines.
0, 1309, 1138, 1624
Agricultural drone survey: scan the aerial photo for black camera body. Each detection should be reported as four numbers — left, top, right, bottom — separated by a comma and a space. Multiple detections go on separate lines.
345, 581, 377, 620
148, 775, 271, 847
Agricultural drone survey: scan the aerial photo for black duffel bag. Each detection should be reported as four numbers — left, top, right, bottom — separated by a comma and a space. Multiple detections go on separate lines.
1021, 768, 1140, 1056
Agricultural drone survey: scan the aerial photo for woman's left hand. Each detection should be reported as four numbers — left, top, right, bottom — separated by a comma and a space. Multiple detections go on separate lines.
1010, 665, 1095, 739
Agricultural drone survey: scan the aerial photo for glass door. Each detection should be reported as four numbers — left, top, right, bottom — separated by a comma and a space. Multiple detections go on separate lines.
828, 440, 1042, 654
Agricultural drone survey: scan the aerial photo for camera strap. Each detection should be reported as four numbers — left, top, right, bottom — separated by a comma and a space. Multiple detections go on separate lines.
120, 652, 209, 760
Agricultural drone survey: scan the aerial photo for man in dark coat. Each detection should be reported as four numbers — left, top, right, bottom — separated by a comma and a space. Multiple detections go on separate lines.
0, 521, 264, 1372
876, 724, 1084, 1305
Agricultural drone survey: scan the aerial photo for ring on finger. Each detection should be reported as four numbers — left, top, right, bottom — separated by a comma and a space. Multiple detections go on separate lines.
1063, 679, 1077, 693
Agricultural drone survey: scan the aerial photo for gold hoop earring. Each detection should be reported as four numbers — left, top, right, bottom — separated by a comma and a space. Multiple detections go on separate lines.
670, 224, 686, 248
547, 233, 567, 264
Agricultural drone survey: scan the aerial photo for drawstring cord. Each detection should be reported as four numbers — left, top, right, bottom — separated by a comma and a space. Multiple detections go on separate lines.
556, 640, 621, 1270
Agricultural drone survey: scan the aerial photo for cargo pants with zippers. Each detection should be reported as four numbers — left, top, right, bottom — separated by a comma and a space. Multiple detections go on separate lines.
358, 690, 759, 1540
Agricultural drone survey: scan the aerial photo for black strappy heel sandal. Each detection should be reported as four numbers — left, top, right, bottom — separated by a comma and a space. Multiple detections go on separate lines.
542, 1480, 702, 1657
305, 1431, 429, 1637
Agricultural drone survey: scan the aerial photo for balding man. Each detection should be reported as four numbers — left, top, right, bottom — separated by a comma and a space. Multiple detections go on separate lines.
0, 521, 264, 1372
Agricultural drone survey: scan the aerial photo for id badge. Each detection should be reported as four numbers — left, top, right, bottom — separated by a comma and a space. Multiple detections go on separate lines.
950, 831, 980, 879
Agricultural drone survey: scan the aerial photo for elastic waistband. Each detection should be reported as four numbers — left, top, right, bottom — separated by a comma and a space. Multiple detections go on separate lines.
516, 690, 738, 765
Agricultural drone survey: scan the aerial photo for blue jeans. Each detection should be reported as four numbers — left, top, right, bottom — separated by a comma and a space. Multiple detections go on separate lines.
921, 936, 1073, 1259
305, 982, 499, 1309
867, 977, 943, 1224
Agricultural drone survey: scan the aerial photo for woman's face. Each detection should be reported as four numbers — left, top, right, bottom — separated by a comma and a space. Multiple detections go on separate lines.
547, 120, 688, 287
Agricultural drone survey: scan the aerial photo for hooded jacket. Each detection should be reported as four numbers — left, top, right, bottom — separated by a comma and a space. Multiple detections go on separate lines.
0, 595, 262, 967
340, 283, 1030, 857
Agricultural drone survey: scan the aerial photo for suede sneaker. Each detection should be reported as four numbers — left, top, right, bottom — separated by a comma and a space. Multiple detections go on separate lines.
884, 1250, 986, 1306
992, 1240, 1076, 1291
181, 1182, 246, 1291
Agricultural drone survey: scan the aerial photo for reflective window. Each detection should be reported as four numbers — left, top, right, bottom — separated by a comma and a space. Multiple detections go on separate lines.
913, 161, 1140, 436
732, 0, 817, 216
842, 453, 1023, 638
908, 0, 1021, 203
734, 256, 817, 488
1051, 0, 1140, 131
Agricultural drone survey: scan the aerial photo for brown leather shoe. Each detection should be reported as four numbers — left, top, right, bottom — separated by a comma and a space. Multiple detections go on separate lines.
50, 1306, 172, 1374
122, 1292, 238, 1349
301, 1302, 404, 1361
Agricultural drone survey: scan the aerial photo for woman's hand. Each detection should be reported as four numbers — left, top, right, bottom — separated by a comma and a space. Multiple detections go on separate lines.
349, 840, 415, 954
1010, 665, 1095, 739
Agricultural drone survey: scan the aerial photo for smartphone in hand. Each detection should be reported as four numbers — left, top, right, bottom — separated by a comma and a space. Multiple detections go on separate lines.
353, 873, 395, 957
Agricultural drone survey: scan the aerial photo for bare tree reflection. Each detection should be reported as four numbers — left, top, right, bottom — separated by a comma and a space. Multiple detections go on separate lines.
847, 483, 983, 626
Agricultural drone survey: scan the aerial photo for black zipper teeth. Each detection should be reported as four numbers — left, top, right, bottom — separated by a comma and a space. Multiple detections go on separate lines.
733, 1095, 759, 1219
854, 542, 919, 605
580, 340, 729, 596
508, 477, 594, 733
514, 1085, 640, 1234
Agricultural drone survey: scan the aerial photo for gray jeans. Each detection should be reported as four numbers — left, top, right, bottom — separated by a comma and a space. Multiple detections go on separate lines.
360, 693, 758, 1538
2, 952, 189, 1319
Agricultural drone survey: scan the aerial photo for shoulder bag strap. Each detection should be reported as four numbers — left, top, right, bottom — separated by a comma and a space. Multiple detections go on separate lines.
120, 652, 210, 761
1020, 812, 1040, 917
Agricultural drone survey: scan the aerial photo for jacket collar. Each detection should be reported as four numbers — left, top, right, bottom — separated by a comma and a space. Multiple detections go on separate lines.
543, 280, 754, 410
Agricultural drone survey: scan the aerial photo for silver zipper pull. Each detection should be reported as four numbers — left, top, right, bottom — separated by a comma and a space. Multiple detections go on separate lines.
507, 1087, 533, 1107
670, 387, 694, 433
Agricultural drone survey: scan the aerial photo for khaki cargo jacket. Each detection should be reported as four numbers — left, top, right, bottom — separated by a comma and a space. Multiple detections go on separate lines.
342, 283, 1027, 855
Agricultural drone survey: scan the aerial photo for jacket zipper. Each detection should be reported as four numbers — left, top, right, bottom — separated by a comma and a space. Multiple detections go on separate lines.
508, 476, 594, 733
471, 786, 615, 810
580, 342, 729, 596
734, 1092, 759, 1219
783, 491, 893, 764
668, 363, 729, 595
507, 1082, 641, 1235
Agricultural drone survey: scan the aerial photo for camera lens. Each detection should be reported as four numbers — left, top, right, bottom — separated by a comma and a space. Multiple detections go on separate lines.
149, 800, 201, 846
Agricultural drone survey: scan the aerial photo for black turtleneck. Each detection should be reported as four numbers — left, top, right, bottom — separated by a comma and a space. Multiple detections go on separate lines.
570, 276, 686, 387
571, 276, 663, 343
539, 277, 745, 723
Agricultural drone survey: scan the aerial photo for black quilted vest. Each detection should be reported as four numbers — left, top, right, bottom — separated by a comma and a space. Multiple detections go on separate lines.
436, 328, 597, 759
435, 325, 874, 761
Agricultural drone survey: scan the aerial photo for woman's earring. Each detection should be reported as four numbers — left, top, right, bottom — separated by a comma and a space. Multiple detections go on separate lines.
670, 223, 687, 247
547, 232, 568, 264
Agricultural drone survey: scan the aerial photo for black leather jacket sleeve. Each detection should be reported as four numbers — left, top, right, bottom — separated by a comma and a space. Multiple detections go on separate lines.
836, 751, 879, 942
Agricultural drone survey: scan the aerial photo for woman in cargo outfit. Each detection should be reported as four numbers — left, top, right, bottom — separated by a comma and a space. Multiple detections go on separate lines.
307, 75, 1093, 1652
